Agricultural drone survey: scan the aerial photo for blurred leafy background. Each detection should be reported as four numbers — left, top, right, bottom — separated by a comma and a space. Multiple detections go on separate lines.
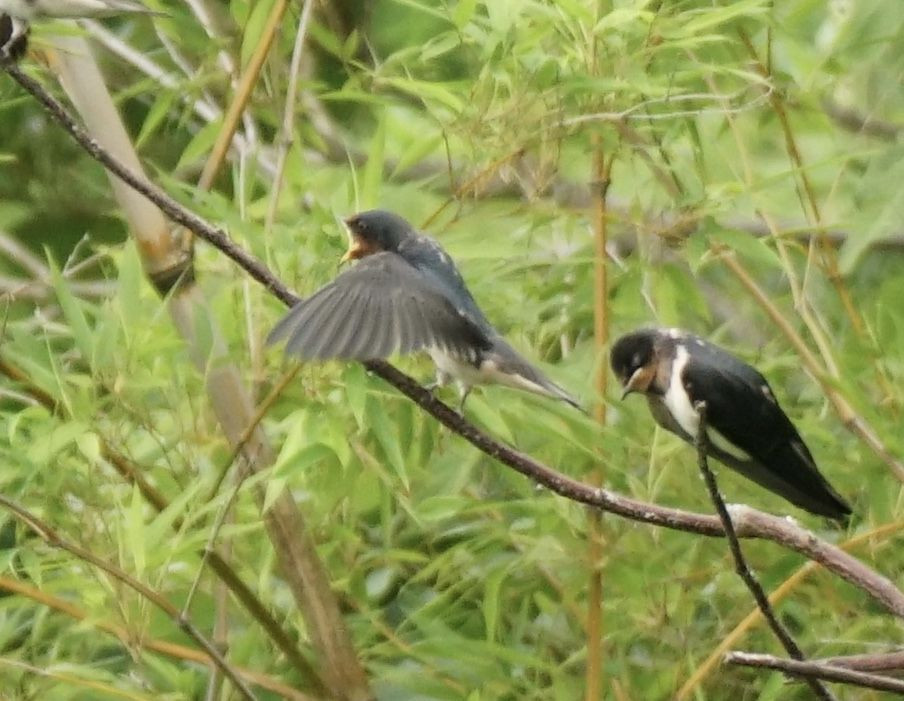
0, 0, 902, 698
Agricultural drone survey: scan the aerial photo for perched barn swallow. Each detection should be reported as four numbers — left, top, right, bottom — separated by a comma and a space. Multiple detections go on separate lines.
268, 209, 581, 411
0, 0, 162, 58
611, 327, 851, 521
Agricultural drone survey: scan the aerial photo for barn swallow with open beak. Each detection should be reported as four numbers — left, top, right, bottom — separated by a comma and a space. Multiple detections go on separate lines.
268, 209, 581, 412
611, 327, 851, 521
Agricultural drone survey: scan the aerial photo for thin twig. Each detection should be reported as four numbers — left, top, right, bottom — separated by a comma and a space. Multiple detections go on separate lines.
737, 29, 865, 338
821, 97, 903, 141
183, 367, 300, 616
7, 63, 904, 621
196, 0, 288, 190
0, 494, 260, 701
0, 230, 49, 277
0, 573, 315, 700
0, 657, 153, 701
693, 401, 835, 701
725, 652, 904, 693
82, 20, 277, 177
183, 0, 259, 146
819, 650, 904, 674
585, 130, 612, 700
676, 519, 904, 700
719, 250, 904, 482
0, 353, 327, 694
265, 0, 315, 235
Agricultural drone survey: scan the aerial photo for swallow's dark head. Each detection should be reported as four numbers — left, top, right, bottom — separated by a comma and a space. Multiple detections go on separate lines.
341, 210, 415, 262
611, 329, 659, 399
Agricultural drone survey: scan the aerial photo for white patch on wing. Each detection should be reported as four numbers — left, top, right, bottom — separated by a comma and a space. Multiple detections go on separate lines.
707, 428, 751, 460
790, 440, 813, 468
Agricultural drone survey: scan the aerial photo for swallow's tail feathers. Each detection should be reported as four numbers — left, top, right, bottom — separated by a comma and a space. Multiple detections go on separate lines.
485, 338, 584, 412
266, 252, 491, 362
715, 439, 851, 523
770, 439, 851, 522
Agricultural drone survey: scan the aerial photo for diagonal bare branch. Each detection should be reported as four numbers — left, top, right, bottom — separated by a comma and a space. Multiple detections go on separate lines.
7, 61, 904, 624
725, 651, 904, 693
693, 401, 835, 701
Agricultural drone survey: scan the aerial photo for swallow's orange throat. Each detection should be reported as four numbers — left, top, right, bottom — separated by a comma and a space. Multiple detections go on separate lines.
340, 235, 378, 264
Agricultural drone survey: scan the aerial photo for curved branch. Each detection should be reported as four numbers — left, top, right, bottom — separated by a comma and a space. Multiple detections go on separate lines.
0, 494, 259, 701
725, 652, 904, 694
7, 62, 904, 621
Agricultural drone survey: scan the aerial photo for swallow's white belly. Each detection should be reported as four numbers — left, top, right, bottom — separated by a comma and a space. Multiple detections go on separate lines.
661, 344, 750, 460
427, 347, 483, 387
427, 347, 551, 396
663, 345, 699, 436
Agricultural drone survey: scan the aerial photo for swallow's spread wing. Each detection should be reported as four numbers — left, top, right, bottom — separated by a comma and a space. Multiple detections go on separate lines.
267, 252, 492, 361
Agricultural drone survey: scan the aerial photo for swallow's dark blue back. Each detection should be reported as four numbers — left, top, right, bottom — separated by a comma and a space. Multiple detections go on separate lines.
397, 234, 494, 333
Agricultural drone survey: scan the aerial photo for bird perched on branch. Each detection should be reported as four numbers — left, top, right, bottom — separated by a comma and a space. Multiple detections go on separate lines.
0, 0, 162, 59
611, 327, 851, 521
268, 209, 581, 412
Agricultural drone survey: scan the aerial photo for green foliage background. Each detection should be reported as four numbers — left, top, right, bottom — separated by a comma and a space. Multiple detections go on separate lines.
0, 0, 902, 698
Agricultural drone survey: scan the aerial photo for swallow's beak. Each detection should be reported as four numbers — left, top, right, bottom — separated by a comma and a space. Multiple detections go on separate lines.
620, 366, 651, 399
339, 243, 362, 265
339, 216, 364, 265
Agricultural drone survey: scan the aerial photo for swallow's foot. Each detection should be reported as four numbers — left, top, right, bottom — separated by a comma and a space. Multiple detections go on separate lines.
425, 370, 451, 396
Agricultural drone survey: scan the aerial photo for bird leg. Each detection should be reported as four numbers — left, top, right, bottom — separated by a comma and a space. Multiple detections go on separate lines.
457, 385, 472, 414
424, 369, 451, 394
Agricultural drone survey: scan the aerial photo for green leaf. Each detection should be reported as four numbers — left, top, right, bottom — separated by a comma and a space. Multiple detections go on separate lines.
466, 393, 515, 443
27, 421, 88, 464
452, 0, 479, 28
175, 118, 223, 171
393, 133, 443, 177
483, 565, 507, 642
126, 484, 146, 577
240, 0, 274, 68
48, 254, 94, 366
382, 77, 465, 112
344, 364, 369, 430
367, 396, 408, 488
361, 110, 387, 209
706, 227, 781, 270
136, 89, 177, 149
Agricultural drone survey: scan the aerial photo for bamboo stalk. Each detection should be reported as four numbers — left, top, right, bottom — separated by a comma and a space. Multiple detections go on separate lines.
39, 29, 370, 698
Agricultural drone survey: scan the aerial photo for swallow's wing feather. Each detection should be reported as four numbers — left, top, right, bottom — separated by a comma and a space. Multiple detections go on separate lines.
267, 252, 492, 361
397, 235, 493, 332
682, 350, 789, 457
681, 347, 849, 520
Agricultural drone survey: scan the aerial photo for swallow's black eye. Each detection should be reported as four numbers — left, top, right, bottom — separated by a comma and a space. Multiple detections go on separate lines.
631, 352, 642, 370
